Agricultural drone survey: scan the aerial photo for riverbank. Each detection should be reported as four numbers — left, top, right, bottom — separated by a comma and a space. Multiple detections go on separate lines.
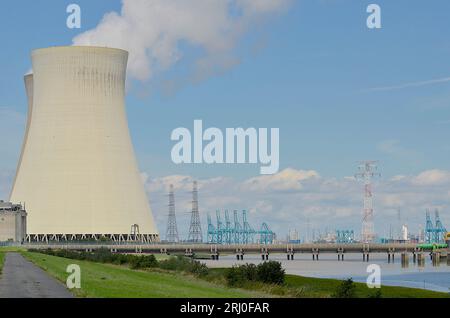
203, 253, 450, 292
22, 251, 268, 298
21, 251, 449, 298
0, 252, 4, 274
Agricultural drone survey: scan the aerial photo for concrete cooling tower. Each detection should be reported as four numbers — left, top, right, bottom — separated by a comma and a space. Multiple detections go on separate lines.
10, 46, 159, 243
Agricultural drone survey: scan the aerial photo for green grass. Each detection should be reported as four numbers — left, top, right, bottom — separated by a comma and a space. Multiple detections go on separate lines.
0, 252, 5, 275
204, 268, 449, 298
0, 246, 26, 252
21, 252, 270, 298
19, 251, 450, 298
0, 247, 26, 275
284, 275, 450, 298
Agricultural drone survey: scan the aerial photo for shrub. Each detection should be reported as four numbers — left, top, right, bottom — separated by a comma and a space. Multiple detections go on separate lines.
225, 266, 244, 287
159, 255, 209, 276
127, 255, 157, 269
187, 260, 209, 277
31, 249, 207, 276
256, 261, 285, 285
225, 261, 285, 287
159, 255, 190, 271
332, 278, 357, 298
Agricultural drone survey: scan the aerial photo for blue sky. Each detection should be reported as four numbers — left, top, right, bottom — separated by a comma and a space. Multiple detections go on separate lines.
1, 0, 449, 238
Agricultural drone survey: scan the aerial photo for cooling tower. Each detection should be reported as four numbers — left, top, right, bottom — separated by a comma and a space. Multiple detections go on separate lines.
10, 46, 159, 242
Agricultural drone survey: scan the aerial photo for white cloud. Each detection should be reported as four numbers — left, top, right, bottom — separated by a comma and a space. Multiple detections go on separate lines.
411, 169, 450, 186
377, 139, 422, 161
243, 168, 319, 192
73, 0, 290, 84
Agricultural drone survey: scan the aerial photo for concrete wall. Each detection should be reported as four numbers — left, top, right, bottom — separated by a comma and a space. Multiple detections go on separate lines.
0, 210, 26, 242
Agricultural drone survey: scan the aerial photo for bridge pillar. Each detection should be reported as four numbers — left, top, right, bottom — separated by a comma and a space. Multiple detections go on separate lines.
412, 247, 420, 264
362, 244, 370, 262
387, 248, 395, 263
363, 252, 370, 262
185, 248, 194, 258
401, 252, 409, 268
210, 245, 219, 261
432, 252, 440, 267
287, 246, 295, 260
417, 253, 425, 267
261, 247, 269, 261
312, 248, 319, 261
337, 248, 344, 261
236, 248, 244, 261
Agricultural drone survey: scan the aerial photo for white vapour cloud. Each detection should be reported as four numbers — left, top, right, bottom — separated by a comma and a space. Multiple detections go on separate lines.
143, 168, 450, 240
73, 0, 290, 82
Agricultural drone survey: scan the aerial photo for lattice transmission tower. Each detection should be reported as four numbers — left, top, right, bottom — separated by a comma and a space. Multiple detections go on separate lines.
165, 184, 179, 243
355, 161, 380, 243
188, 181, 203, 243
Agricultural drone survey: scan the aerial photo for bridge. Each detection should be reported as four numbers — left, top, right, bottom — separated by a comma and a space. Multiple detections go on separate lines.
22, 242, 448, 263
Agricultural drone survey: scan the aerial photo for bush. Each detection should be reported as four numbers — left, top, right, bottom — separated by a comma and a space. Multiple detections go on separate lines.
32, 248, 158, 269
256, 261, 285, 285
225, 261, 285, 287
187, 260, 209, 277
159, 255, 190, 271
159, 255, 209, 276
129, 255, 158, 269
332, 278, 356, 298
31, 249, 207, 276
225, 266, 244, 287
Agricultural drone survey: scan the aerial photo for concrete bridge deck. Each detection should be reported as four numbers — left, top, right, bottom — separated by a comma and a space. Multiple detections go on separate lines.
23, 242, 423, 254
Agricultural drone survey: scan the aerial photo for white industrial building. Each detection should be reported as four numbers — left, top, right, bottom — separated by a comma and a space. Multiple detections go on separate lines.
9, 46, 159, 243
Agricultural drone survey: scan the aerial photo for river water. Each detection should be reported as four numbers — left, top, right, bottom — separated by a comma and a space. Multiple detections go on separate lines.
202, 253, 450, 293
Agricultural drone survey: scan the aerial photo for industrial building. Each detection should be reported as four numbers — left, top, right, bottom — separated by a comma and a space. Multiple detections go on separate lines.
9, 46, 159, 243
0, 201, 27, 243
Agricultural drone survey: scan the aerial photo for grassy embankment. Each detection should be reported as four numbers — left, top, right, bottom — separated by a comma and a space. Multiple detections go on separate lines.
0, 252, 4, 275
22, 251, 269, 298
22, 251, 450, 298
284, 275, 449, 298
203, 268, 449, 298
